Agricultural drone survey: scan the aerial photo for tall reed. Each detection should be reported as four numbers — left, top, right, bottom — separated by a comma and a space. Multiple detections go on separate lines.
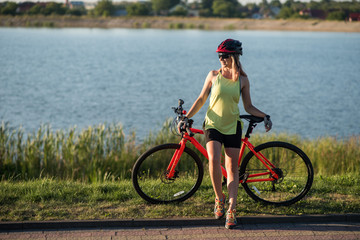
1, 120, 359, 182
0, 122, 131, 182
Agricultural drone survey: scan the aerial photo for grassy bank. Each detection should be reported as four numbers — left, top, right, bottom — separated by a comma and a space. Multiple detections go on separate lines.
1, 120, 359, 182
0, 174, 359, 221
1, 15, 360, 32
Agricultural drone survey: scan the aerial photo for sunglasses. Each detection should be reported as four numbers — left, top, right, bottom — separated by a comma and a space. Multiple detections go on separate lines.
218, 53, 231, 59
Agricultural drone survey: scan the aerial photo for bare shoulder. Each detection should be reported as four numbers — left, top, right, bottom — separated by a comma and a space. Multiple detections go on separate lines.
208, 70, 219, 78
205, 70, 219, 85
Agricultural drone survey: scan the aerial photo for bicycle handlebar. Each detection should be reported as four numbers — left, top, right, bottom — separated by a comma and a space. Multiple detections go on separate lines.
172, 99, 194, 137
172, 99, 195, 137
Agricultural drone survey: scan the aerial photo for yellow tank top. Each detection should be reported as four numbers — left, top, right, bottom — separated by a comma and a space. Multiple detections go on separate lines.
204, 72, 242, 135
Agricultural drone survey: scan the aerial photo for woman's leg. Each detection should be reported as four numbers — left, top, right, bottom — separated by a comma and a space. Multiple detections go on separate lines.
224, 147, 240, 210
206, 140, 223, 200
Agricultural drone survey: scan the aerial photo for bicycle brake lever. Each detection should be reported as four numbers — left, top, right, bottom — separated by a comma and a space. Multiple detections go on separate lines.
186, 128, 194, 137
185, 119, 194, 137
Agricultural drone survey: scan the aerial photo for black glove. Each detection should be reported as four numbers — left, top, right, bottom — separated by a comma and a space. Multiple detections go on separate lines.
177, 117, 188, 133
264, 115, 272, 132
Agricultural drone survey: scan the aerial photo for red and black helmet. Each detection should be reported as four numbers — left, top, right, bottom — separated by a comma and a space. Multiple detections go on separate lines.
216, 39, 243, 55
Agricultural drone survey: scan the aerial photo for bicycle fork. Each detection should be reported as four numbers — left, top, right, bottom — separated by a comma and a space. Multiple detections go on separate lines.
165, 133, 208, 180
165, 139, 187, 180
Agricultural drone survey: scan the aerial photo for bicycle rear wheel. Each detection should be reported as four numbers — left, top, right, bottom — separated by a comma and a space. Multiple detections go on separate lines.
132, 143, 204, 204
240, 141, 313, 206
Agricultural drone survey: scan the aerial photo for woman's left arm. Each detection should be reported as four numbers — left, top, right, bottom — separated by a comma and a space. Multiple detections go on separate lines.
241, 77, 266, 117
241, 77, 272, 132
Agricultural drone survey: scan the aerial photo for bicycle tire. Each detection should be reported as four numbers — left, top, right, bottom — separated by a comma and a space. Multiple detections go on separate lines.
132, 143, 204, 204
240, 141, 313, 206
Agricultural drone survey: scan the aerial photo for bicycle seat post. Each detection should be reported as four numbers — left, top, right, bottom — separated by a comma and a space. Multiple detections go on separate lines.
244, 121, 257, 139
240, 115, 264, 139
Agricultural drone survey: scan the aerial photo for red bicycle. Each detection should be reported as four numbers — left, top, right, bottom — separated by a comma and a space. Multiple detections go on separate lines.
132, 99, 313, 206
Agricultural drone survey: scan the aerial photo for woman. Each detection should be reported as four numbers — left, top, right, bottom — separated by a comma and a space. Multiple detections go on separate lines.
179, 39, 272, 229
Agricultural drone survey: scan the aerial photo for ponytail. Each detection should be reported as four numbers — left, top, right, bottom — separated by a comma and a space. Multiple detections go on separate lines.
231, 54, 247, 81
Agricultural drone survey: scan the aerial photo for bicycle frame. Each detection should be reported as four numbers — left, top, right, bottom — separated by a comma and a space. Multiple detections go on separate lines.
166, 127, 279, 183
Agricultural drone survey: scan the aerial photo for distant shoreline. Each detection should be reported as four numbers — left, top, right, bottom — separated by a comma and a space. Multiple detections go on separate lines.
1, 16, 360, 32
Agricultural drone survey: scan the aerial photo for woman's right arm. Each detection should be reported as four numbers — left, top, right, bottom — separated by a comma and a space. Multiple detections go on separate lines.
186, 70, 216, 119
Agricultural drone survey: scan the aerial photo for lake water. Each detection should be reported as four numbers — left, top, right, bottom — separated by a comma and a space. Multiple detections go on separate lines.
1, 28, 359, 140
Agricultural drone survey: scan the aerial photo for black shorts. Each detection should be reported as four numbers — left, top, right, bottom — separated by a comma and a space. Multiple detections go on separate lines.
204, 121, 242, 148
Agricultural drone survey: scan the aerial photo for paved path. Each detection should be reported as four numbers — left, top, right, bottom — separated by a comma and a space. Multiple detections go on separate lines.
1, 215, 359, 240
1, 222, 359, 239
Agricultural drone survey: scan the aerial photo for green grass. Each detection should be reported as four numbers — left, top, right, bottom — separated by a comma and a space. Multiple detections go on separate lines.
0, 174, 358, 221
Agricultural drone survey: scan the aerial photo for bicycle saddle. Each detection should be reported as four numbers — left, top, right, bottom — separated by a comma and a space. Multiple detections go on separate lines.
240, 115, 264, 123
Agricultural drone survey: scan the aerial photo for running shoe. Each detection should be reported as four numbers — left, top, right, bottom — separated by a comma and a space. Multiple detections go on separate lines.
225, 209, 237, 229
214, 193, 226, 219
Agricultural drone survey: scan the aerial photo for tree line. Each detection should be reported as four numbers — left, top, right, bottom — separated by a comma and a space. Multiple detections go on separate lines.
1, 0, 360, 21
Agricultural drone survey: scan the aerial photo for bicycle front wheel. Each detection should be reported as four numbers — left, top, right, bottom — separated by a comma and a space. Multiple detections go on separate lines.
132, 143, 204, 204
240, 141, 313, 206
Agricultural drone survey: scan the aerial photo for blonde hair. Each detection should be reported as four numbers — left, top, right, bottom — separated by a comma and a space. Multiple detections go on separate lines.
231, 54, 247, 81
